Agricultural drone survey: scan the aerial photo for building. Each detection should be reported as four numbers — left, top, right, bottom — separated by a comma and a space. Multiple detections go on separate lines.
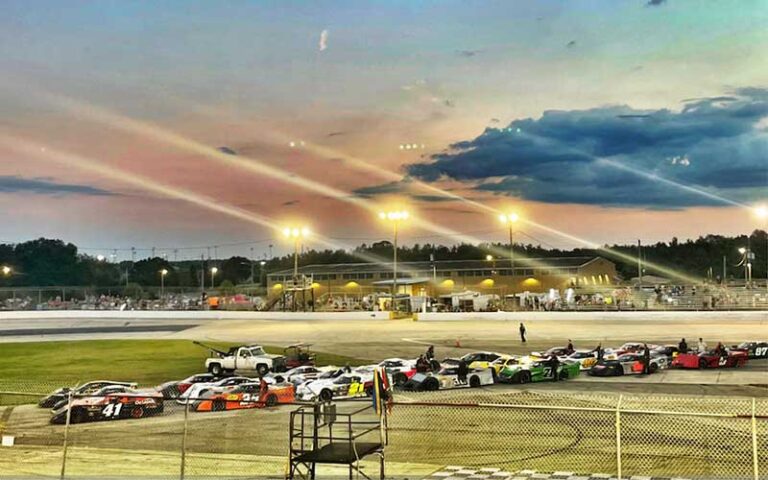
267, 256, 617, 302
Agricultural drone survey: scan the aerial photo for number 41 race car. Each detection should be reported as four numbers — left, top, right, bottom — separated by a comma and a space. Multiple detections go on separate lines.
51, 385, 164, 424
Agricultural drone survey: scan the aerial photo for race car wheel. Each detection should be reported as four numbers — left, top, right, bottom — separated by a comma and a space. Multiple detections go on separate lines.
130, 406, 144, 419
393, 372, 408, 387
319, 389, 333, 402
364, 385, 374, 396
519, 371, 531, 384
559, 370, 569, 380
208, 363, 223, 376
469, 376, 481, 388
422, 377, 440, 391
699, 358, 708, 369
265, 394, 277, 407
71, 408, 86, 424
257, 364, 269, 376
212, 400, 225, 412
649, 363, 658, 374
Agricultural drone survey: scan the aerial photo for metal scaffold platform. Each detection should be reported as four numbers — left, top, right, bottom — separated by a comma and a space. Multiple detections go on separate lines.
287, 403, 386, 480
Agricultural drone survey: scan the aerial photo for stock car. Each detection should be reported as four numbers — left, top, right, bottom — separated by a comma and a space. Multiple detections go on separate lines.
284, 365, 338, 386
731, 341, 768, 359
177, 376, 255, 404
651, 345, 680, 363
191, 381, 295, 411
531, 347, 571, 360
489, 355, 525, 376
672, 350, 748, 369
403, 366, 494, 391
564, 351, 599, 370
39, 381, 137, 408
296, 373, 373, 402
588, 353, 665, 376
378, 358, 418, 386
443, 352, 503, 369
156, 373, 216, 399
50, 385, 164, 424
499, 360, 580, 384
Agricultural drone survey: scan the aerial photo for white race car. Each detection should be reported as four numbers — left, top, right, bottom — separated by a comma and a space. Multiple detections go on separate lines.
296, 372, 374, 402
177, 376, 254, 404
432, 366, 495, 389
284, 365, 340, 386
565, 350, 599, 370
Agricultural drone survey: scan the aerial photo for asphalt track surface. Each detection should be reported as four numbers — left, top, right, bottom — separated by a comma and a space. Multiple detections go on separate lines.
0, 323, 197, 337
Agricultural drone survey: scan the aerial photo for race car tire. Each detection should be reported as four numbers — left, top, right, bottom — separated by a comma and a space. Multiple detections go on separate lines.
130, 406, 145, 419
265, 394, 278, 407
519, 371, 531, 384
208, 363, 223, 376
649, 363, 658, 374
469, 376, 481, 388
71, 408, 86, 424
212, 400, 226, 412
559, 370, 569, 380
422, 377, 440, 391
364, 385, 374, 396
393, 372, 408, 387
698, 358, 708, 369
319, 389, 333, 402
491, 369, 498, 382
256, 364, 269, 376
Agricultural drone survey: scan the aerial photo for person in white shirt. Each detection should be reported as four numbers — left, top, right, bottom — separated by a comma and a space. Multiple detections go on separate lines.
697, 338, 708, 353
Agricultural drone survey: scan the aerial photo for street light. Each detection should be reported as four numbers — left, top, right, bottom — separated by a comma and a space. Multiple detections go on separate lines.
378, 210, 409, 306
210, 266, 218, 289
160, 268, 168, 301
485, 254, 494, 262
1, 266, 11, 276
498, 212, 520, 310
753, 204, 768, 291
282, 226, 310, 284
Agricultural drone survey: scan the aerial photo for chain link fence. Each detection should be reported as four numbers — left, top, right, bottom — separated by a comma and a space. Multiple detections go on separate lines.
1, 383, 766, 479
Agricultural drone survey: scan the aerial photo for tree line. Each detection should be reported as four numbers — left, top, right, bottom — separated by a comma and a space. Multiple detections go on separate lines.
0, 232, 765, 288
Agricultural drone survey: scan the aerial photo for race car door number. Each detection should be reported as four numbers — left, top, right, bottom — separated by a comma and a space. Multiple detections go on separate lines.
101, 403, 123, 417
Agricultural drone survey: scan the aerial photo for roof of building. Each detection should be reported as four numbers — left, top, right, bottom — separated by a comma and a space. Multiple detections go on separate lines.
268, 256, 609, 277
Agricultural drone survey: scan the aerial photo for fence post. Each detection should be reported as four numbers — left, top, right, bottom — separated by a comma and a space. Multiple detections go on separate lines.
615, 394, 623, 480
180, 399, 189, 480
752, 398, 759, 480
60, 390, 72, 480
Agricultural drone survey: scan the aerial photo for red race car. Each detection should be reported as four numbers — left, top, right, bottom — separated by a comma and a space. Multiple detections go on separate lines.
192, 382, 294, 411
672, 350, 748, 369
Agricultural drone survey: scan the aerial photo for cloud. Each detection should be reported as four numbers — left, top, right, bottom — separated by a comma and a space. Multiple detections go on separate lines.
490, 118, 501, 123
319, 29, 329, 51
405, 88, 768, 208
352, 179, 453, 203
566, 40, 576, 48
456, 49, 481, 58
646, 0, 666, 6
326, 131, 346, 137
282, 200, 299, 206
0, 175, 117, 196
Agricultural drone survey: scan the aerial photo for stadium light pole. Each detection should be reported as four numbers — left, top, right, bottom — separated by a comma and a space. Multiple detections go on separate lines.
1, 265, 11, 277
754, 204, 768, 291
378, 210, 409, 308
282, 226, 309, 285
498, 212, 519, 309
210, 266, 218, 289
160, 269, 168, 302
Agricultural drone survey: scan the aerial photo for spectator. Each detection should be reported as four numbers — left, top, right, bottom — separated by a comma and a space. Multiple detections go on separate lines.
519, 323, 527, 343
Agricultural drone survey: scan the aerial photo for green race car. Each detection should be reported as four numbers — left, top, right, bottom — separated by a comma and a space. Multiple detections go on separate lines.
499, 360, 580, 384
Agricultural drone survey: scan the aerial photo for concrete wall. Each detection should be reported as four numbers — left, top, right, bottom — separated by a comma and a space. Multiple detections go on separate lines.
413, 310, 768, 322
0, 310, 391, 321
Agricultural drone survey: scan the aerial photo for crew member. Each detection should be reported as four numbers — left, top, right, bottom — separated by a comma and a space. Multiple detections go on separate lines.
548, 355, 560, 381
678, 338, 688, 354
594, 343, 604, 362
425, 345, 435, 361
519, 323, 527, 343
566, 339, 574, 355
457, 359, 469, 383
642, 343, 651, 375
258, 378, 269, 405
698, 338, 708, 353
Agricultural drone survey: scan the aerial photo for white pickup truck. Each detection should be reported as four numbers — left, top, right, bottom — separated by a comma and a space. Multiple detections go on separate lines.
201, 344, 287, 376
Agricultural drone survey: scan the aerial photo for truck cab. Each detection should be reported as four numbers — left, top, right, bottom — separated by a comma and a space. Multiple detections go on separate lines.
204, 345, 286, 376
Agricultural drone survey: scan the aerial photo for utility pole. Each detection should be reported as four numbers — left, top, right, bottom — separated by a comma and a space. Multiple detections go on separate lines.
637, 240, 642, 288
722, 255, 727, 285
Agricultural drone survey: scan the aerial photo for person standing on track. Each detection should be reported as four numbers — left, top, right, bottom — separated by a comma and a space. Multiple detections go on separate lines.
698, 338, 707, 353
566, 339, 574, 354
548, 355, 560, 381
679, 338, 688, 354
594, 343, 604, 362
425, 345, 434, 361
642, 343, 651, 375
519, 322, 527, 343
457, 359, 469, 384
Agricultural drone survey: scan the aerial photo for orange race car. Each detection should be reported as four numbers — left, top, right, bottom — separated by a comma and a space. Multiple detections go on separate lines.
191, 381, 294, 412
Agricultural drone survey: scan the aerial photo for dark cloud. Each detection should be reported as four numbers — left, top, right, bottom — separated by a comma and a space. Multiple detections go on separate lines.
326, 132, 346, 137
456, 49, 481, 57
282, 200, 299, 206
0, 176, 116, 196
352, 180, 408, 198
566, 40, 576, 48
444, 99, 455, 108
217, 146, 237, 155
490, 118, 501, 123
405, 88, 768, 208
646, 0, 666, 6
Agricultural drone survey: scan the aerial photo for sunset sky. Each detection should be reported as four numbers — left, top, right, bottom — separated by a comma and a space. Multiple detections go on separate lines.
1, 0, 767, 260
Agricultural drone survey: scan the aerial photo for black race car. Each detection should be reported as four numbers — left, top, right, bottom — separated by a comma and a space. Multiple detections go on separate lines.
39, 381, 137, 408
731, 341, 768, 359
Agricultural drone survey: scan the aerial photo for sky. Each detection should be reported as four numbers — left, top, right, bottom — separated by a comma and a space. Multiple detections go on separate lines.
0, 0, 767, 261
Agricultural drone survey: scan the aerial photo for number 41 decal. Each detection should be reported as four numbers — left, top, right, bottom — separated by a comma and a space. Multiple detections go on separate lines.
101, 403, 123, 417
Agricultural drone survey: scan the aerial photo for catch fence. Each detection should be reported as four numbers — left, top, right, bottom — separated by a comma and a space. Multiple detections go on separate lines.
0, 384, 766, 479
